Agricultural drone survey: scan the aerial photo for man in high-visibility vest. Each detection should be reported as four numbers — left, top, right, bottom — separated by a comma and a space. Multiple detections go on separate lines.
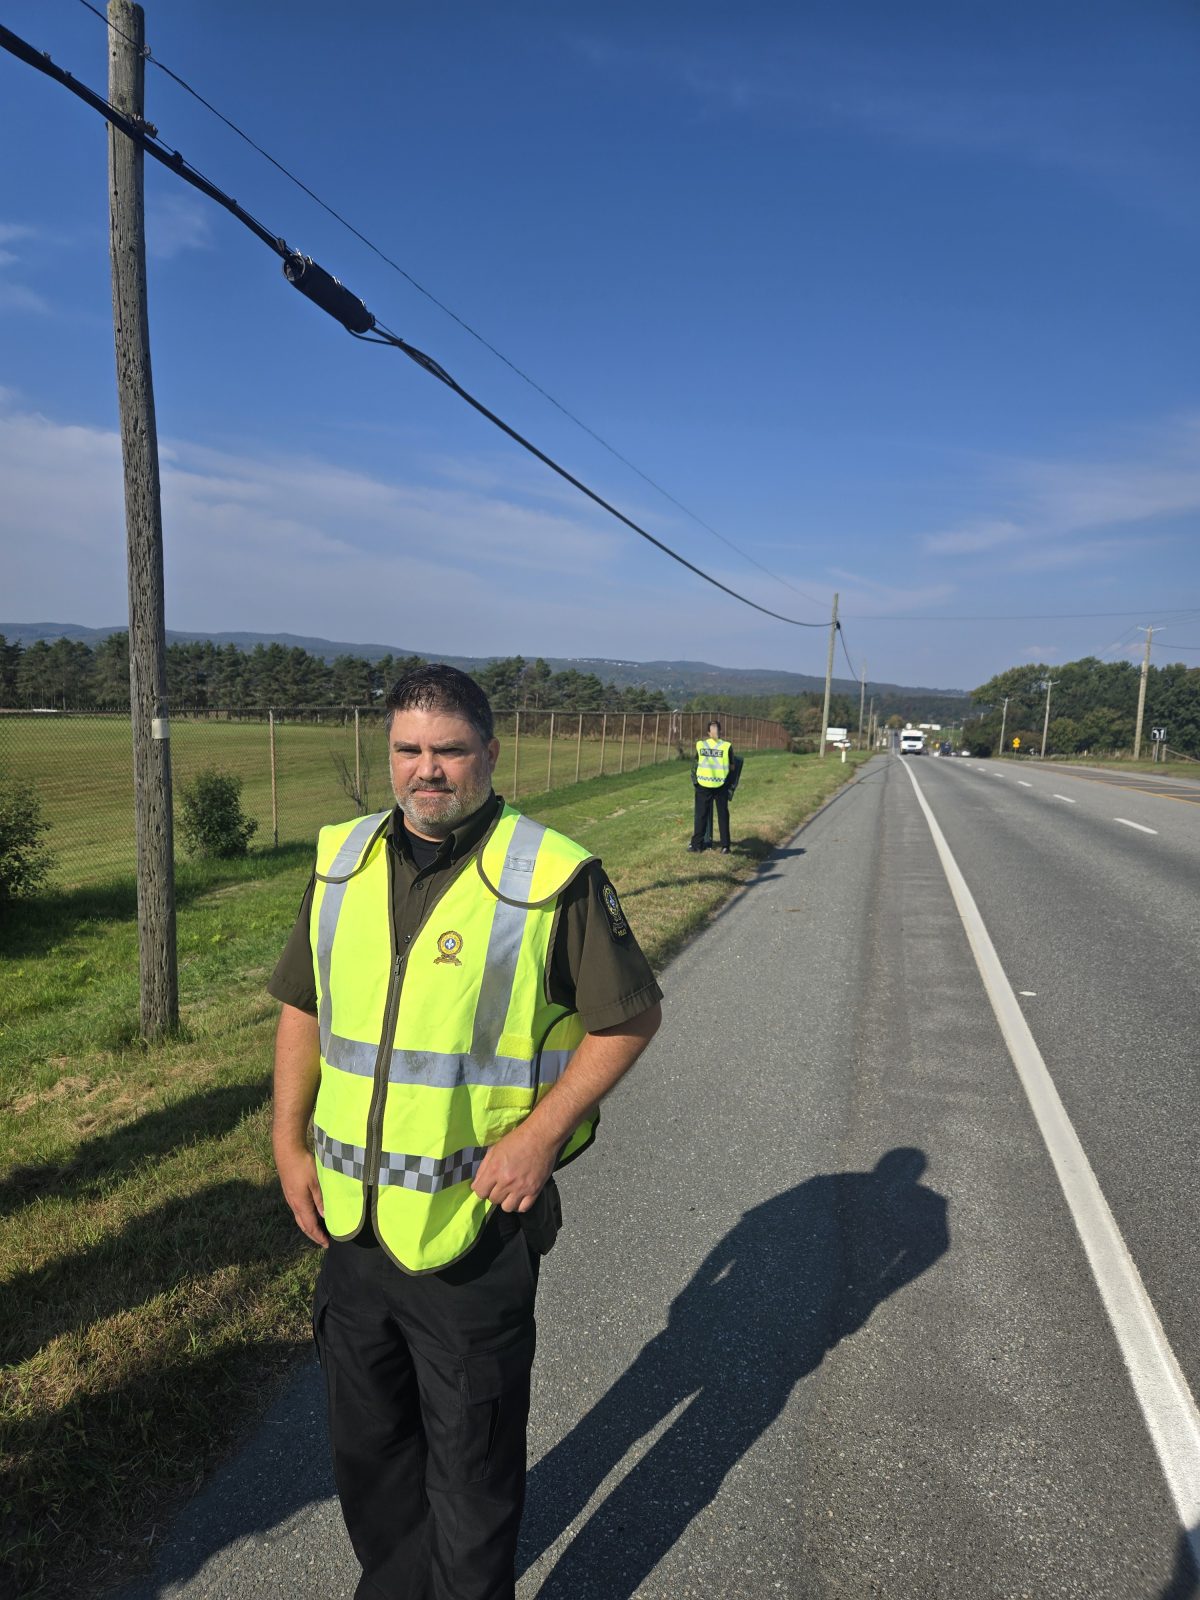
689, 719, 736, 854
269, 664, 661, 1600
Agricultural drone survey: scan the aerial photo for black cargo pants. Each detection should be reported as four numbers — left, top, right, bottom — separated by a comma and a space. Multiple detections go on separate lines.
691, 783, 730, 850
313, 1210, 541, 1600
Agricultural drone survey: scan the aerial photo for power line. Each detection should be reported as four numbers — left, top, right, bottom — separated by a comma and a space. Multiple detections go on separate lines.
841, 607, 1199, 623
73, 0, 824, 611
1, 18, 826, 631
837, 624, 859, 684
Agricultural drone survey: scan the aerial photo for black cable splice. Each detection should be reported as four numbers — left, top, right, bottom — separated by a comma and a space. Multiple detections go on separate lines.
283, 254, 375, 335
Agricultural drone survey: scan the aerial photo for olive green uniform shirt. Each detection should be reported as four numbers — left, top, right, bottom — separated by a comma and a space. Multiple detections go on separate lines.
268, 793, 662, 1033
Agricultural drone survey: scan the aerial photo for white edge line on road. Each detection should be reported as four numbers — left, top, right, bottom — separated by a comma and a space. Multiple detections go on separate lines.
1053, 795, 1076, 804
1115, 818, 1158, 835
898, 758, 1200, 1563
1018, 780, 1033, 787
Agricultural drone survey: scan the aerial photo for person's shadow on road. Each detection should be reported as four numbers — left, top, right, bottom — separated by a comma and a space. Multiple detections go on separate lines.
519, 1148, 949, 1597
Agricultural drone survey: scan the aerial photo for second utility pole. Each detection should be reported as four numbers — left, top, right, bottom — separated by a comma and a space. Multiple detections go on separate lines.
819, 591, 839, 758
1132, 625, 1157, 761
1039, 679, 1058, 760
857, 658, 866, 750
109, 0, 178, 1039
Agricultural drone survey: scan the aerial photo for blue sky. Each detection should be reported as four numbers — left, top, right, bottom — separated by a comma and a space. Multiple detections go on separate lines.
2, 0, 1198, 691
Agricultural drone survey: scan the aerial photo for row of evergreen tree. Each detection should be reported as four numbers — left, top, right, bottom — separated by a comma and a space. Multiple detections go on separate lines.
0, 635, 670, 715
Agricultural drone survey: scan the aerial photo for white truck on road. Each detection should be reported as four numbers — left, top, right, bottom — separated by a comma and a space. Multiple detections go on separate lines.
899, 727, 927, 755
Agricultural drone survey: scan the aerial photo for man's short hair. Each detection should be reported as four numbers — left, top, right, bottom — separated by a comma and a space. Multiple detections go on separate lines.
708, 719, 721, 734
384, 664, 494, 745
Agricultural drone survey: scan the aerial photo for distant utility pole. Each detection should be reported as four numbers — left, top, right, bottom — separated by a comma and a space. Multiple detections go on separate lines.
109, 0, 178, 1039
867, 697, 876, 751
1132, 625, 1158, 761
1038, 679, 1058, 760
819, 592, 839, 758
998, 696, 1009, 756
857, 659, 866, 750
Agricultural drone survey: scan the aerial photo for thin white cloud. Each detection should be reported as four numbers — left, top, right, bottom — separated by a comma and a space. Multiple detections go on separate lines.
572, 35, 1195, 216
146, 192, 214, 261
0, 402, 698, 658
0, 282, 50, 314
0, 222, 48, 316
919, 419, 1200, 572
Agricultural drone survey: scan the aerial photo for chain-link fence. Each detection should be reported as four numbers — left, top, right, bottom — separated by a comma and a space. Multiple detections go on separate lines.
0, 706, 789, 890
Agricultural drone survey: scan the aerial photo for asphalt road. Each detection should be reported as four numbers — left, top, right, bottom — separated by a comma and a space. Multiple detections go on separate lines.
120, 754, 1200, 1599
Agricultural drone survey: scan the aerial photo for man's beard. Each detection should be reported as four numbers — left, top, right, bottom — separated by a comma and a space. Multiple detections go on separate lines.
393, 774, 492, 838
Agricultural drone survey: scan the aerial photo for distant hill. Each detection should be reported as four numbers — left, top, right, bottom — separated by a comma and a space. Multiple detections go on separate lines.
1, 622, 969, 711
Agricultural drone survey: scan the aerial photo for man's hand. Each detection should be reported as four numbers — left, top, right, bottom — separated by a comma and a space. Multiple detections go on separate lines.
272, 1004, 326, 1247
472, 1120, 558, 1214
275, 1142, 329, 1247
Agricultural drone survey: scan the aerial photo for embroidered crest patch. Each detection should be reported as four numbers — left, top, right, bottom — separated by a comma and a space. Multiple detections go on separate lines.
599, 880, 629, 940
434, 930, 464, 966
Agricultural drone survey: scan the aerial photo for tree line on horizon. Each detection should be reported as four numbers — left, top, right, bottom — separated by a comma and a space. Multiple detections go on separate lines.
0, 635, 670, 715
963, 656, 1200, 757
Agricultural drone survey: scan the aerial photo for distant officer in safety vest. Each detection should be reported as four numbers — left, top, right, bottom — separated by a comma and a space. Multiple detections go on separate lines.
269, 664, 662, 1600
689, 719, 736, 854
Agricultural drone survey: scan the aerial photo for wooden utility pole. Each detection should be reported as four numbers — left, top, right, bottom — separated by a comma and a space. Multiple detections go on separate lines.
998, 696, 1009, 757
1132, 626, 1157, 761
109, 0, 177, 1039
1039, 679, 1058, 760
857, 658, 866, 749
819, 592, 839, 757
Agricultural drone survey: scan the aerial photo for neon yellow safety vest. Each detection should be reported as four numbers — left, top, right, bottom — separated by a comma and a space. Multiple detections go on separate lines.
308, 803, 597, 1274
695, 738, 732, 788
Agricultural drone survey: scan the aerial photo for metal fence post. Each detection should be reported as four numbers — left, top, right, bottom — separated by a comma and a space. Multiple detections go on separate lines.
546, 711, 555, 792
512, 710, 521, 800
269, 707, 279, 848
354, 706, 362, 811
599, 713, 607, 776
575, 713, 583, 784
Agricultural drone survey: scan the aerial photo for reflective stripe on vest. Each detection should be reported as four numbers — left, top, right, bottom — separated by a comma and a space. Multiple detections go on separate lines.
308, 804, 596, 1273
695, 738, 732, 787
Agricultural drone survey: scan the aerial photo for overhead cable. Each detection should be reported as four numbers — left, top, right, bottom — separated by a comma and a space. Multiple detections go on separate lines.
837, 624, 860, 685
840, 607, 1199, 623
0, 19, 826, 630
74, 0, 824, 610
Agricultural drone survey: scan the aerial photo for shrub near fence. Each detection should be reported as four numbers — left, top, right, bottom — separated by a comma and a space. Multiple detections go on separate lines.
0, 706, 789, 890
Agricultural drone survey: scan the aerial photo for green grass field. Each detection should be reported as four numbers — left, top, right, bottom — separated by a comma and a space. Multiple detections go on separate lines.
0, 712, 689, 887
0, 749, 870, 1597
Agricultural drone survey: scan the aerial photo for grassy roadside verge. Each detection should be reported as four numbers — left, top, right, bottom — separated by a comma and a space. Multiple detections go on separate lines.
1022, 755, 1200, 779
0, 749, 870, 1596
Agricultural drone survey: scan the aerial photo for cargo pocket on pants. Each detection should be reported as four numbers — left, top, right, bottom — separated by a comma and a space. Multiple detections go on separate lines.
457, 1331, 535, 1485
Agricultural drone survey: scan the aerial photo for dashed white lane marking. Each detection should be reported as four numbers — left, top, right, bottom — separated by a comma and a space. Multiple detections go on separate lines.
1018, 780, 1033, 788
899, 758, 1200, 1569
1115, 818, 1158, 835
1054, 794, 1076, 804
1019, 991, 1037, 997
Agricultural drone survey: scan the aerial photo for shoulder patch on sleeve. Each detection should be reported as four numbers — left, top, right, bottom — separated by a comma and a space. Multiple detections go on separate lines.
596, 875, 630, 940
